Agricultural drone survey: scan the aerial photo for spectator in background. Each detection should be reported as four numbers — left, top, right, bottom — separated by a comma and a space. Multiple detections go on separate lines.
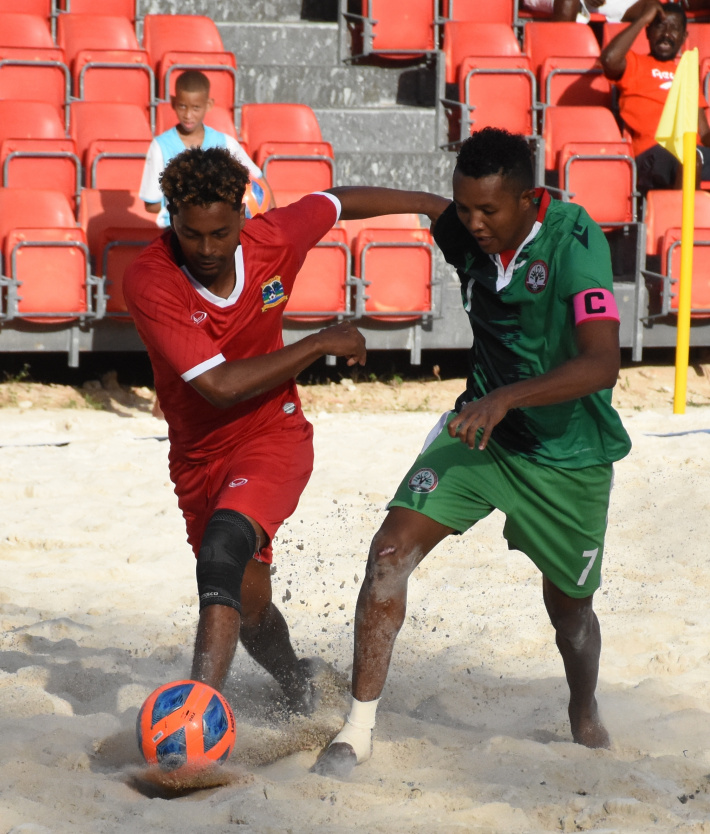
140, 69, 261, 228
600, 0, 710, 192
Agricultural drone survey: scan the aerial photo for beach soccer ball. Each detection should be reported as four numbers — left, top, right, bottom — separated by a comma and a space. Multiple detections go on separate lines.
136, 680, 236, 773
243, 175, 274, 219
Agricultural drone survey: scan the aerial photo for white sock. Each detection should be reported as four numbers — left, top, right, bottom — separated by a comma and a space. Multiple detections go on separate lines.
330, 697, 380, 764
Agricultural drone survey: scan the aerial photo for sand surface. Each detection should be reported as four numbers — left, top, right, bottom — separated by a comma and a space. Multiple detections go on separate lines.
1, 368, 710, 833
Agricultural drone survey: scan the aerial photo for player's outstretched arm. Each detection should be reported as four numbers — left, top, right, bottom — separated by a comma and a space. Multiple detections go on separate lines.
600, 0, 664, 79
449, 319, 621, 451
327, 186, 450, 226
189, 321, 366, 408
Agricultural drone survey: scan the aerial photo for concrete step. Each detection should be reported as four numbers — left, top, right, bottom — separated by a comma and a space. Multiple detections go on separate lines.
219, 21, 337, 66
140, 0, 309, 23
237, 63, 435, 109
333, 150, 456, 197
314, 107, 439, 154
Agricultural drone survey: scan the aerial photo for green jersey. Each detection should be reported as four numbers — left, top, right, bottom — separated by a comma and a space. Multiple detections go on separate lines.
433, 190, 631, 469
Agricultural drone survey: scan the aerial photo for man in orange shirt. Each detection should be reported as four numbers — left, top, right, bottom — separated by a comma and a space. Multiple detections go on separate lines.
601, 0, 710, 192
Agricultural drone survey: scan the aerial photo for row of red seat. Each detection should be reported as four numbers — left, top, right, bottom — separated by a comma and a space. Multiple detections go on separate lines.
0, 186, 435, 326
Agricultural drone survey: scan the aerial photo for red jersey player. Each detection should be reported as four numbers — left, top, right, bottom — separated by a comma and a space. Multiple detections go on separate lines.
123, 147, 367, 713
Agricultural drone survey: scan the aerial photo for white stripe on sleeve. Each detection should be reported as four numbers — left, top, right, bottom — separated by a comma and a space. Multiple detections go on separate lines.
181, 353, 227, 382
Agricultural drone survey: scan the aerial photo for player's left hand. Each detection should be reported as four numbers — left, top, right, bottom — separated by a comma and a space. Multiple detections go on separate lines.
447, 390, 511, 451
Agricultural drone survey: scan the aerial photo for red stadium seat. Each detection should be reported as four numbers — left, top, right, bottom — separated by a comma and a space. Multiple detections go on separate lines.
660, 226, 710, 315
340, 213, 422, 249
0, 189, 91, 322
142, 14, 237, 107
442, 0, 514, 24
442, 21, 522, 86
97, 226, 162, 315
524, 21, 600, 81
255, 141, 334, 202
0, 13, 53, 48
284, 227, 352, 322
155, 101, 237, 138
0, 0, 51, 17
56, 0, 138, 20
351, 226, 434, 322
344, 0, 438, 61
85, 138, 150, 190
1, 138, 81, 213
540, 56, 611, 107
601, 23, 649, 55
543, 105, 622, 171
69, 101, 151, 166
557, 141, 636, 228
58, 14, 141, 65
0, 53, 70, 128
643, 190, 710, 256
0, 101, 66, 144
447, 55, 536, 142
239, 103, 325, 156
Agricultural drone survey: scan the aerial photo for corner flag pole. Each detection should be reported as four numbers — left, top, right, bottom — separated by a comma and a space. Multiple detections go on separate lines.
654, 48, 699, 415
674, 131, 696, 414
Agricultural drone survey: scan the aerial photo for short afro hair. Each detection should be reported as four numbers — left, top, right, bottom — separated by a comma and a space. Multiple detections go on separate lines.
175, 69, 210, 95
161, 147, 250, 217
456, 128, 534, 193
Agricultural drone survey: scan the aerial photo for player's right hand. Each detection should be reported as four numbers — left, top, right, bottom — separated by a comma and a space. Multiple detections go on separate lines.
316, 321, 366, 366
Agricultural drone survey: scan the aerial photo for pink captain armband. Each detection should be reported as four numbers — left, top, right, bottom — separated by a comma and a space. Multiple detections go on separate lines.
572, 288, 619, 325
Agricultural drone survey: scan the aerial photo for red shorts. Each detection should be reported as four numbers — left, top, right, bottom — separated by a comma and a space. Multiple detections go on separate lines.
169, 419, 314, 564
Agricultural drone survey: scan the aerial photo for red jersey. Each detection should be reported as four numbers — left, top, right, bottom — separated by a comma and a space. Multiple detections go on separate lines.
124, 192, 339, 463
616, 51, 706, 157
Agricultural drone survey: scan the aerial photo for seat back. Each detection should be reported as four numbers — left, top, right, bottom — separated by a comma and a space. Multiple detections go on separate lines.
0, 54, 70, 117
457, 56, 536, 137
72, 51, 153, 115
1, 138, 81, 212
443, 21, 521, 85
543, 105, 622, 171
0, 0, 51, 15
353, 227, 434, 321
284, 227, 351, 322
541, 56, 611, 107
662, 226, 710, 314
0, 101, 66, 144
69, 101, 151, 160
239, 103, 324, 156
558, 141, 635, 226
0, 13, 53, 48
85, 138, 150, 190
340, 214, 421, 250
142, 14, 225, 64
601, 23, 648, 55
442, 0, 513, 23
256, 141, 334, 197
644, 190, 710, 255
57, 0, 137, 18
57, 14, 140, 65
77, 188, 160, 265
360, 0, 436, 58
0, 188, 77, 242
97, 225, 162, 315
524, 21, 600, 79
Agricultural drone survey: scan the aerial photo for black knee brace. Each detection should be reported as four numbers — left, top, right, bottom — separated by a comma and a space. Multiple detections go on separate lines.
196, 509, 257, 613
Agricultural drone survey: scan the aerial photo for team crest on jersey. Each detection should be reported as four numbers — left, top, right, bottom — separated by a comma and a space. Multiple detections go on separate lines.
261, 277, 288, 312
191, 311, 207, 324
408, 468, 439, 493
525, 260, 548, 293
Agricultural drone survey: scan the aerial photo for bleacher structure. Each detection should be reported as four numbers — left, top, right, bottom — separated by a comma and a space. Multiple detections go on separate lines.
2, 0, 710, 366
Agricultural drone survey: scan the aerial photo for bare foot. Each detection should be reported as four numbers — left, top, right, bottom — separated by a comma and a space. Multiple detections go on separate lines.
570, 699, 610, 749
282, 657, 318, 716
310, 742, 358, 779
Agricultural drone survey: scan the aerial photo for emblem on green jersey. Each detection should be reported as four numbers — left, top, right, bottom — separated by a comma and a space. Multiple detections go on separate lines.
408, 468, 439, 493
572, 222, 589, 248
525, 260, 548, 293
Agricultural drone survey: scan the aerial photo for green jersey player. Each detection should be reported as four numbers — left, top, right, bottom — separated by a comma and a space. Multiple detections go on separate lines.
315, 128, 631, 778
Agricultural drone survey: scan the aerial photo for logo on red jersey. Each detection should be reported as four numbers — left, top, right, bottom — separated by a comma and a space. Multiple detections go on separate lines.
525, 260, 548, 293
191, 311, 207, 324
261, 277, 288, 312
228, 478, 248, 488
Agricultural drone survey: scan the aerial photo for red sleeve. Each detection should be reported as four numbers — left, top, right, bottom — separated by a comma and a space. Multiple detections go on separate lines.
123, 238, 225, 380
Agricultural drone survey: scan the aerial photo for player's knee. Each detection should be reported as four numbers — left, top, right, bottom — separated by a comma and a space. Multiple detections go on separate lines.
196, 509, 257, 614
553, 606, 596, 651
365, 534, 421, 589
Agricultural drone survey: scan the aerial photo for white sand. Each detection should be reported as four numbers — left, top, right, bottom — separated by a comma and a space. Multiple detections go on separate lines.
1, 401, 710, 833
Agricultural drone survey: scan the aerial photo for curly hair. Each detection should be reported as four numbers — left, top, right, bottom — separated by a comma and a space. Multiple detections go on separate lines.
456, 128, 534, 193
160, 147, 250, 216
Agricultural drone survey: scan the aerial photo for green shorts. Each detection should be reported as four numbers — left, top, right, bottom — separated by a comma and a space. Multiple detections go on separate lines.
388, 413, 614, 598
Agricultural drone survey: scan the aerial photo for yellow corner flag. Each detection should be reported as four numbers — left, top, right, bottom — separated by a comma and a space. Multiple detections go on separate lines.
655, 47, 699, 161
655, 47, 699, 414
